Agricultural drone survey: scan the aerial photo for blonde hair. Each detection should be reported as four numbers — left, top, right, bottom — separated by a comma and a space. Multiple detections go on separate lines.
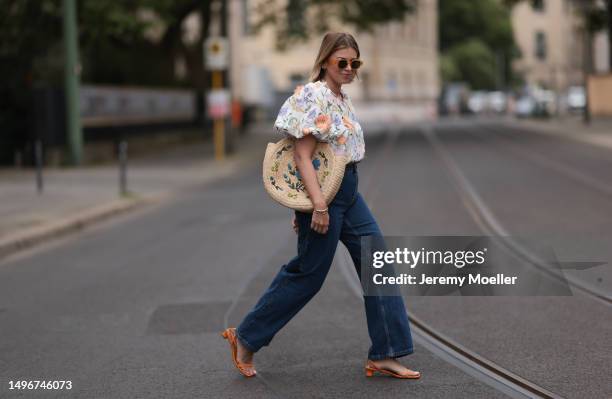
309, 32, 361, 83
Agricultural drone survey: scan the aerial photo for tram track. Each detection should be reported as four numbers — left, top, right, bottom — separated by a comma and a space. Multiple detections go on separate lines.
434, 123, 611, 306
220, 125, 406, 398
225, 123, 603, 398
337, 252, 563, 399
473, 123, 612, 200
334, 125, 567, 399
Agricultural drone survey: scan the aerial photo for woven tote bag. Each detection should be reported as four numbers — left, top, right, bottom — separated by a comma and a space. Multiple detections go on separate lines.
262, 137, 349, 212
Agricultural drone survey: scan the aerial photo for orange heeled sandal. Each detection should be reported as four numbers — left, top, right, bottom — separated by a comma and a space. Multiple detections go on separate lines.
365, 359, 420, 379
221, 327, 257, 377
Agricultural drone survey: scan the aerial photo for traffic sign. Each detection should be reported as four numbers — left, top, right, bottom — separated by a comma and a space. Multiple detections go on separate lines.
205, 37, 229, 70
207, 89, 230, 118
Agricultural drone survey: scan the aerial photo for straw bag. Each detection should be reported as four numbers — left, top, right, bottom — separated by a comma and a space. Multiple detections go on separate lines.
262, 137, 349, 212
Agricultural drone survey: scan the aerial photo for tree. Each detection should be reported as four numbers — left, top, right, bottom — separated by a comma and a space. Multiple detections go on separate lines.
442, 39, 497, 90
439, 0, 518, 90
607, 0, 612, 69
1, 0, 418, 88
0, 0, 419, 162
0, 0, 209, 164
251, 0, 417, 50
0, 1, 162, 87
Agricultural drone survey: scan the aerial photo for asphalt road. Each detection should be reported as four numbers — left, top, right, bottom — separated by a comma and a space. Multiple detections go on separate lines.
362, 121, 612, 398
1, 120, 610, 398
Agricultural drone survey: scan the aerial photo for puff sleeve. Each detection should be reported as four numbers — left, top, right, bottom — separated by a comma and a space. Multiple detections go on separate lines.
274, 89, 305, 139
274, 82, 351, 143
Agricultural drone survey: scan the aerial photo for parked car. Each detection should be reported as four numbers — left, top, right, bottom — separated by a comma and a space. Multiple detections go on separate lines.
487, 91, 507, 114
515, 95, 536, 118
439, 83, 471, 116
515, 84, 558, 118
534, 89, 556, 117
468, 91, 487, 114
566, 86, 586, 113
467, 91, 509, 115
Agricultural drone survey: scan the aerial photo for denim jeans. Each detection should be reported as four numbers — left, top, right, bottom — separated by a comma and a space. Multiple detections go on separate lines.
236, 163, 414, 360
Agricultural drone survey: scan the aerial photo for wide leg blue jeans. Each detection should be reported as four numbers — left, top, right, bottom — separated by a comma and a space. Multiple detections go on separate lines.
236, 163, 414, 360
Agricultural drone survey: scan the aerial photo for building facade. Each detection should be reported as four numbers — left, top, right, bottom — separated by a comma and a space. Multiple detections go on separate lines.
510, 0, 609, 91
593, 30, 610, 74
511, 0, 584, 91
228, 0, 439, 110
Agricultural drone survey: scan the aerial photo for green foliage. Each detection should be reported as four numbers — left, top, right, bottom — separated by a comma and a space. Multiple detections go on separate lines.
0, 0, 162, 87
251, 0, 417, 51
0, 0, 208, 88
440, 53, 459, 83
82, 40, 176, 87
0, 0, 203, 154
439, 0, 517, 90
337, 0, 416, 29
446, 39, 497, 90
0, 0, 62, 87
439, 0, 514, 52
583, 3, 609, 32
78, 1, 151, 45
0, 0, 420, 89
505, 0, 609, 33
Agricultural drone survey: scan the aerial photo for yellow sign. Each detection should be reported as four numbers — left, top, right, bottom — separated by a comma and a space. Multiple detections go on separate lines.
205, 37, 228, 70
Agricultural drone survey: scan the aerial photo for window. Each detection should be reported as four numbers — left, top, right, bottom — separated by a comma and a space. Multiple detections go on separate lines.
403, 70, 412, 87
535, 31, 547, 60
389, 23, 398, 39
242, 0, 251, 36
532, 0, 545, 12
387, 70, 398, 94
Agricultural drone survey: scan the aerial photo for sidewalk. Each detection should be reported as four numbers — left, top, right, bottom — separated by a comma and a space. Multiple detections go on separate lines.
500, 116, 612, 151
0, 128, 273, 260
352, 100, 436, 134
0, 102, 435, 260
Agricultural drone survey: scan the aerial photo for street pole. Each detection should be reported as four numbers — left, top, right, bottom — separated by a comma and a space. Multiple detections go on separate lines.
583, 27, 592, 125
212, 70, 225, 160
119, 141, 128, 197
607, 0, 612, 72
221, 0, 234, 153
496, 50, 502, 91
35, 140, 44, 195
551, 64, 561, 118
575, 1, 594, 125
62, 0, 83, 165
206, 0, 229, 161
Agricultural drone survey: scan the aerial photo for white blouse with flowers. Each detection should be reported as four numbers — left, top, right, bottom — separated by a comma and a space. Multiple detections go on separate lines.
274, 80, 365, 163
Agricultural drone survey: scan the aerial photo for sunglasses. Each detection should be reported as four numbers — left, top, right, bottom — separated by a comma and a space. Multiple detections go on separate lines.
330, 58, 363, 70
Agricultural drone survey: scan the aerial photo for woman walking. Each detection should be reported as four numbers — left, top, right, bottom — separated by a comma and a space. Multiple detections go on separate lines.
222, 32, 420, 380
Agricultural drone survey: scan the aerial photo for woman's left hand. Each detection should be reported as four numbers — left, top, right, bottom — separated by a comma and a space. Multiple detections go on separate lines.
292, 215, 299, 234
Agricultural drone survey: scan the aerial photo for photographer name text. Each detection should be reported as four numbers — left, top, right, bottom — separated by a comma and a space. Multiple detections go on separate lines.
372, 273, 518, 286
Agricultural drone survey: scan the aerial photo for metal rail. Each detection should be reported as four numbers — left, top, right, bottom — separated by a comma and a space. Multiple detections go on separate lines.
428, 124, 611, 306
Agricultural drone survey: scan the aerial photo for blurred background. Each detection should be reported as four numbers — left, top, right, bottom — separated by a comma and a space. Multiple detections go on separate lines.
1, 0, 610, 168
1, 1, 611, 398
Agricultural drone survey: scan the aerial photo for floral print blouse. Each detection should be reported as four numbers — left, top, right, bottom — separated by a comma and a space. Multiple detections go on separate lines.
274, 80, 365, 163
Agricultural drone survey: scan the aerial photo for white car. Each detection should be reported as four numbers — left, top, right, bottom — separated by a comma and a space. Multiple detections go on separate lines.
515, 96, 536, 117
468, 91, 487, 114
487, 91, 507, 113
567, 86, 586, 112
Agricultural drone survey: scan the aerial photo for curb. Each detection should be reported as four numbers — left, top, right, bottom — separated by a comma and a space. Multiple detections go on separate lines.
0, 139, 262, 262
0, 195, 156, 261
500, 119, 612, 152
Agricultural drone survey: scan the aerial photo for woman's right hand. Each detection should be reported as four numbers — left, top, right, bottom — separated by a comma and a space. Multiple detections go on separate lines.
294, 135, 329, 234
310, 208, 329, 234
